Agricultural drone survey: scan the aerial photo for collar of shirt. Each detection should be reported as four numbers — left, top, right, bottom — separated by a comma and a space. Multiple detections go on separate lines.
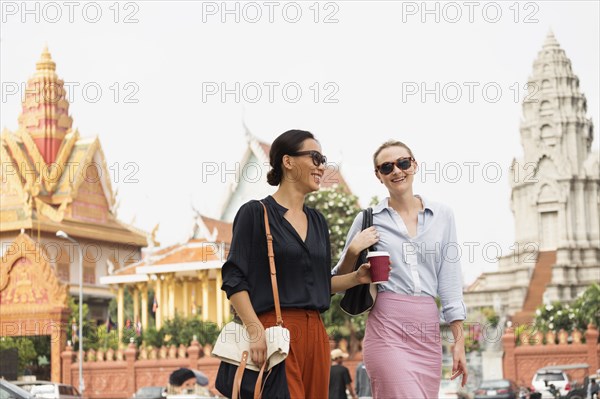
372, 195, 435, 215
264, 195, 309, 215
263, 195, 311, 251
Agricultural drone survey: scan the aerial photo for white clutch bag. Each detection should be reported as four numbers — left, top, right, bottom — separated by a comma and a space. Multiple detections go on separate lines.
212, 322, 289, 371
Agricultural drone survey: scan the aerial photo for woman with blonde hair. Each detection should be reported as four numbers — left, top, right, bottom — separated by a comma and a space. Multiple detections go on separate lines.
333, 140, 468, 398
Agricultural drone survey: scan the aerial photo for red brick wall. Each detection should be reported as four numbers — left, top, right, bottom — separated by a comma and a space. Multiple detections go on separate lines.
62, 343, 368, 398
502, 324, 600, 387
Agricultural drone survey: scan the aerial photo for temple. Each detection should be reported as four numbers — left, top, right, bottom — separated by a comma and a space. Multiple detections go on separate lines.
464, 32, 600, 324
0, 47, 150, 381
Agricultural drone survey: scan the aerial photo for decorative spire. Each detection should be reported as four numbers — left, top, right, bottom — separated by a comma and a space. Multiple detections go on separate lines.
35, 44, 57, 73
542, 29, 560, 50
516, 30, 593, 174
18, 45, 73, 164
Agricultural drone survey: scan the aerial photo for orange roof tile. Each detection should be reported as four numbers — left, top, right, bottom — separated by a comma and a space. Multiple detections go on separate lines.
200, 215, 233, 244
113, 263, 141, 276
152, 243, 224, 265
259, 142, 271, 159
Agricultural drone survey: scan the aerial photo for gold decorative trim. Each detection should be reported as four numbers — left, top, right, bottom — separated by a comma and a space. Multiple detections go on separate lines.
34, 198, 67, 223
68, 137, 115, 209
19, 129, 46, 179
2, 132, 40, 194
68, 138, 98, 197
0, 233, 68, 310
47, 129, 79, 192
0, 139, 26, 196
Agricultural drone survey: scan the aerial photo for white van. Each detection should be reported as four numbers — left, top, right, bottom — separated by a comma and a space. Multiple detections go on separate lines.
531, 364, 586, 399
15, 380, 81, 399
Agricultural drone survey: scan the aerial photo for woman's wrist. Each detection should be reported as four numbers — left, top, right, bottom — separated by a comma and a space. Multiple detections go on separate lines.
348, 244, 360, 258
352, 270, 360, 285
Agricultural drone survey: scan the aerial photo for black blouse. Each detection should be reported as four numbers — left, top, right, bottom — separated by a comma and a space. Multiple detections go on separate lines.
221, 195, 332, 314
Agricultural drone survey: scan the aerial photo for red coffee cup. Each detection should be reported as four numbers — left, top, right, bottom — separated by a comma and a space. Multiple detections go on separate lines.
366, 251, 390, 283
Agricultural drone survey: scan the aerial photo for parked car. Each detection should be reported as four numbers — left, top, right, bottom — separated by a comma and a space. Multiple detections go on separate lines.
132, 386, 167, 399
0, 380, 34, 399
474, 379, 519, 399
440, 379, 462, 399
460, 382, 477, 399
165, 392, 222, 399
10, 381, 80, 399
532, 367, 572, 398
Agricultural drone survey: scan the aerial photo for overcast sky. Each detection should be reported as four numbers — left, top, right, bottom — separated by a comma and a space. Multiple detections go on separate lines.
2, 1, 599, 284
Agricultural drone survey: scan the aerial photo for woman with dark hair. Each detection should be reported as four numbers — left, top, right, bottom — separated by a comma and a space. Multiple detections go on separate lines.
333, 140, 468, 398
220, 129, 372, 398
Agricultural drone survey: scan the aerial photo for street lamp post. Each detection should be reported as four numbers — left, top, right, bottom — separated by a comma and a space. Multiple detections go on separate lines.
56, 230, 84, 395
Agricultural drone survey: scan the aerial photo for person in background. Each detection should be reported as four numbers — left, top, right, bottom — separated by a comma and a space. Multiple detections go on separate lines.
588, 378, 598, 399
355, 361, 372, 399
329, 349, 357, 399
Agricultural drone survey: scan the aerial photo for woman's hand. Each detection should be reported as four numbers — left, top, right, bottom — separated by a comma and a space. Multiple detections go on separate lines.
451, 341, 468, 387
354, 259, 392, 285
332, 260, 390, 292
354, 263, 372, 285
248, 323, 267, 367
348, 226, 380, 256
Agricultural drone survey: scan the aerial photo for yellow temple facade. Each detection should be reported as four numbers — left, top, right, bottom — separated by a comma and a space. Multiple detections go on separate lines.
100, 214, 233, 334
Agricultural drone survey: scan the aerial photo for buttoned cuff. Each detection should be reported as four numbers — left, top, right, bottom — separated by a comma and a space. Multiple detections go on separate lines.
442, 300, 467, 323
221, 278, 250, 299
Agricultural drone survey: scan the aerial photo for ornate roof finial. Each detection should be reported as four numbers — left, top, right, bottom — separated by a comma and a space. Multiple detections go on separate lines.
36, 44, 56, 72
543, 29, 560, 49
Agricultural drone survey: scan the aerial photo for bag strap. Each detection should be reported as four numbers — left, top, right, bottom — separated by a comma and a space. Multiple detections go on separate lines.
253, 363, 271, 399
232, 351, 249, 399
259, 201, 283, 327
366, 207, 376, 252
354, 208, 376, 272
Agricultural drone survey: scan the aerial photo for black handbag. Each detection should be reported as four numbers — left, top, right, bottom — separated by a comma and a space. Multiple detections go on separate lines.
215, 359, 289, 399
340, 208, 378, 316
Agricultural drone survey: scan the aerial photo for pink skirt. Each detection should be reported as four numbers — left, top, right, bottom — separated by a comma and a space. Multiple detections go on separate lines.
363, 292, 442, 399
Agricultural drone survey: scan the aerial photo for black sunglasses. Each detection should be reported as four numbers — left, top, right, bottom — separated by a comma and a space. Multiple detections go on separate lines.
376, 157, 415, 175
290, 150, 328, 166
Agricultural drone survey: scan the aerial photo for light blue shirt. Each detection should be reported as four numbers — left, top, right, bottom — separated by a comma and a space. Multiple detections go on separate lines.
332, 196, 467, 323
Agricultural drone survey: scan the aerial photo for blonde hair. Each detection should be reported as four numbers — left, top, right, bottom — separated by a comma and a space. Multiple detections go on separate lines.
373, 140, 415, 167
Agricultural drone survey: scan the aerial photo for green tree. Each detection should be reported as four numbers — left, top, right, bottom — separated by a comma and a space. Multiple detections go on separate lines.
97, 325, 120, 350
0, 337, 37, 374
533, 284, 600, 341
305, 184, 366, 355
140, 314, 220, 348
305, 184, 362, 264
572, 283, 600, 331
67, 296, 98, 351
142, 325, 164, 348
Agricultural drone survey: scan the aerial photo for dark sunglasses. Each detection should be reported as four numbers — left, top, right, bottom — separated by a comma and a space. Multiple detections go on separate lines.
290, 150, 328, 166
375, 157, 415, 175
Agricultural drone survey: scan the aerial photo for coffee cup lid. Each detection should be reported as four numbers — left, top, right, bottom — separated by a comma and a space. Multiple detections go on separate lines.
366, 251, 390, 258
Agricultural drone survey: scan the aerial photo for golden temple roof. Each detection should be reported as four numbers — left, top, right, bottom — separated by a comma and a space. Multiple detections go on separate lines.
1, 47, 148, 247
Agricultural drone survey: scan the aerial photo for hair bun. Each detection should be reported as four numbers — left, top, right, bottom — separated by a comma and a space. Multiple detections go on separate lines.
266, 168, 281, 186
